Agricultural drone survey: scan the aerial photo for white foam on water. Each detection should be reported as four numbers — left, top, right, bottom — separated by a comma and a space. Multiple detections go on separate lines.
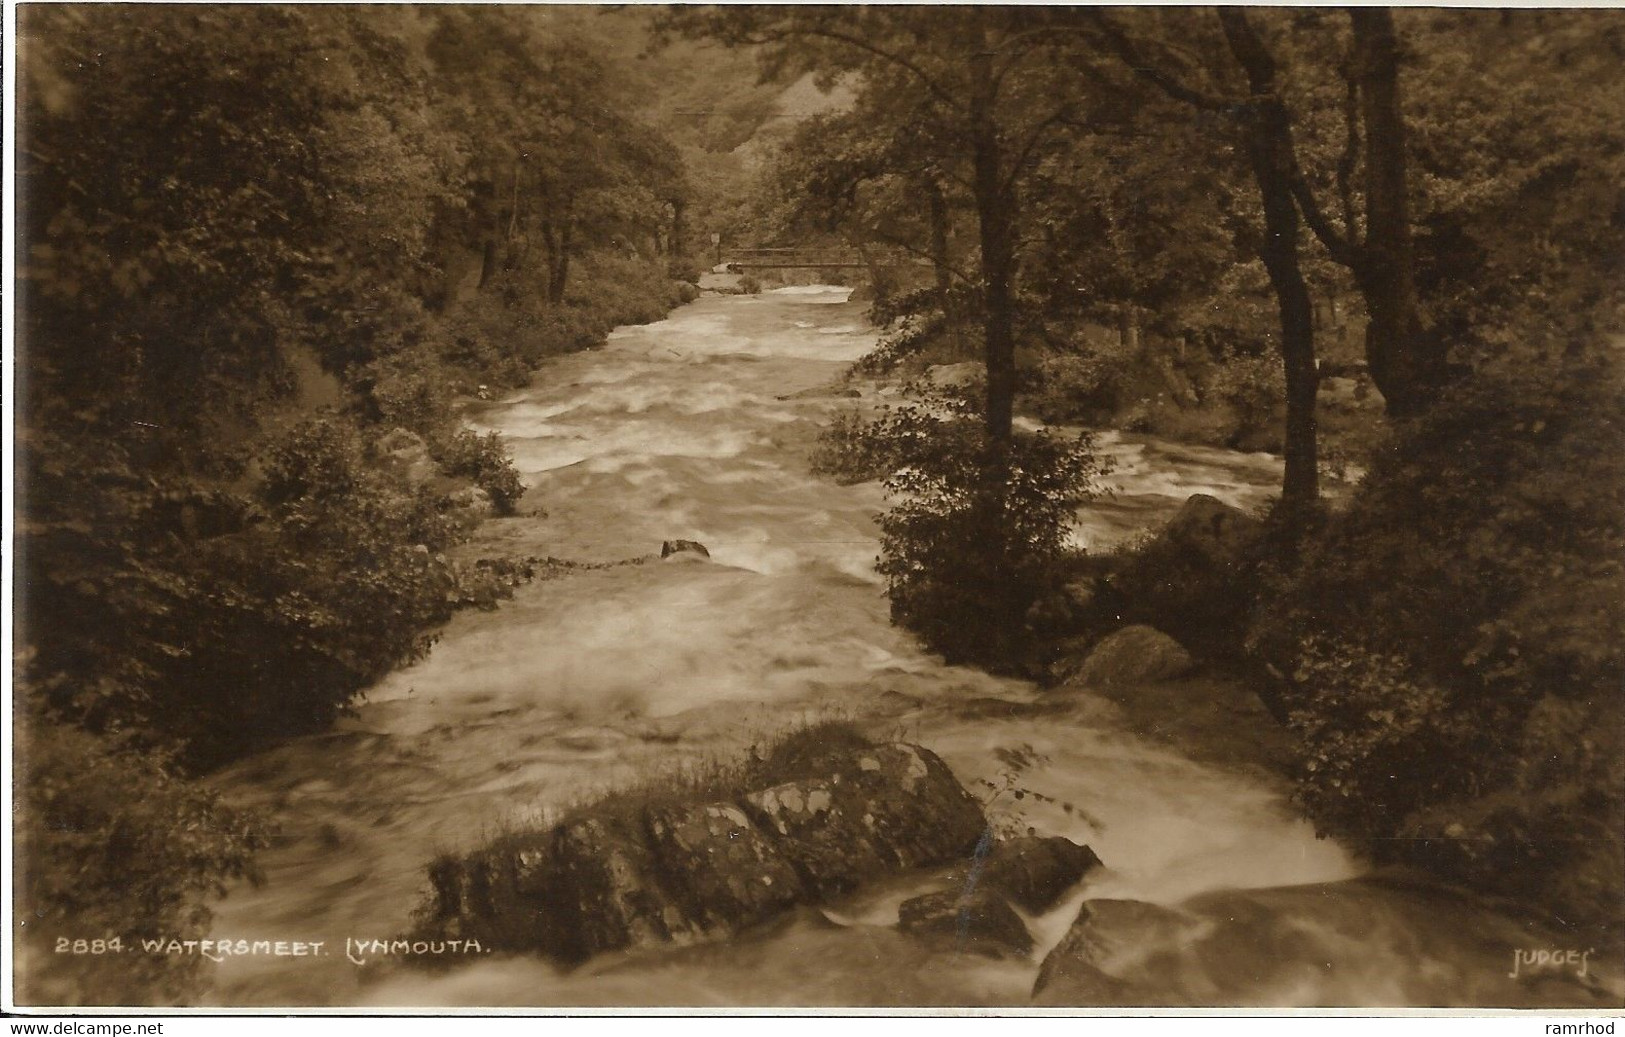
203, 288, 1560, 1010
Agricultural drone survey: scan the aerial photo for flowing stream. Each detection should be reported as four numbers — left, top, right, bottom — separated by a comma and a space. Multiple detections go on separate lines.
205, 287, 1619, 1009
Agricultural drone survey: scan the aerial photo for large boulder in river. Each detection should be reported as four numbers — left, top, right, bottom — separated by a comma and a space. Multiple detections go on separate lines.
550, 814, 707, 960
1100, 494, 1267, 664
898, 887, 1033, 958
1033, 881, 1621, 1007
1072, 625, 1192, 687
418, 742, 988, 965
742, 743, 988, 896
1160, 493, 1262, 570
646, 802, 805, 932
1032, 898, 1203, 1006
976, 835, 1102, 913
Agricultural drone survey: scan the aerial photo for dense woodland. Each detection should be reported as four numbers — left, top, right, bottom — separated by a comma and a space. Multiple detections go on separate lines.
689, 5, 1624, 950
13, 5, 1625, 1005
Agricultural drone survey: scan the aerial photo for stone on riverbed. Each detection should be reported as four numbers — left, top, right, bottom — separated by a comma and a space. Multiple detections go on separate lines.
1031, 898, 1200, 1006
551, 814, 708, 959
417, 742, 988, 965
898, 887, 1033, 958
1071, 625, 1192, 687
1033, 880, 1622, 1007
976, 835, 1102, 913
742, 743, 987, 896
1161, 493, 1263, 569
646, 802, 805, 931
924, 362, 982, 389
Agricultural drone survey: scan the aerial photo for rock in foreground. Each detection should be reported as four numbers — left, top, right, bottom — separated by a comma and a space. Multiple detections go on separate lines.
1033, 881, 1622, 1008
898, 887, 1033, 958
1072, 625, 1192, 687
976, 835, 1102, 913
419, 741, 987, 964
743, 743, 987, 897
1162, 493, 1263, 566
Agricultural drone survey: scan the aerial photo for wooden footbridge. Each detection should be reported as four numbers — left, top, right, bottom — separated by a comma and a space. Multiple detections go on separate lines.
720, 247, 934, 273
720, 247, 873, 272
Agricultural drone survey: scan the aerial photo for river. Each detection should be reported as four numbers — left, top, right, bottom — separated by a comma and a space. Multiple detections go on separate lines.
204, 286, 1619, 1009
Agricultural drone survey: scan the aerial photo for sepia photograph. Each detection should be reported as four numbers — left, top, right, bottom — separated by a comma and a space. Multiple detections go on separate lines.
6, 1, 1624, 1016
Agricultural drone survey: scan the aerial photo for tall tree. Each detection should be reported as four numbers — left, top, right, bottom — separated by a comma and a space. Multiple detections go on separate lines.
762, 92, 967, 298
424, 9, 683, 305
1082, 8, 1324, 509
1272, 9, 1444, 416
664, 7, 1112, 443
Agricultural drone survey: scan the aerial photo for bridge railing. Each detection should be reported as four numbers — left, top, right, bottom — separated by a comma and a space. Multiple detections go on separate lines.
719, 247, 925, 269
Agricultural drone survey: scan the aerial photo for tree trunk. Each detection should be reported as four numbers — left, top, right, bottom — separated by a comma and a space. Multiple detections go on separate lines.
1256, 156, 1320, 513
1348, 8, 1443, 417
927, 179, 953, 296
537, 191, 575, 306
969, 49, 1018, 444
1219, 10, 1319, 514
1118, 308, 1141, 353
548, 218, 572, 305
478, 238, 498, 290
670, 198, 686, 269
508, 159, 522, 241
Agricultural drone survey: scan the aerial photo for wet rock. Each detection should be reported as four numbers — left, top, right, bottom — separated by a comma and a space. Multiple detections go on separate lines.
646, 802, 804, 931
419, 742, 987, 966
1061, 578, 1098, 613
551, 815, 705, 960
1032, 899, 1204, 1006
661, 539, 710, 560
898, 887, 1032, 958
1073, 625, 1192, 687
742, 743, 987, 896
977, 836, 1102, 913
742, 777, 889, 896
777, 384, 861, 401
854, 745, 989, 867
1023, 591, 1074, 639
1034, 881, 1622, 1008
1162, 493, 1263, 567
423, 838, 564, 951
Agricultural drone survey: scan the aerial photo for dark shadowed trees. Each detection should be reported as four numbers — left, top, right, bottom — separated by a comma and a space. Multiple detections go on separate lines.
664, 6, 1119, 443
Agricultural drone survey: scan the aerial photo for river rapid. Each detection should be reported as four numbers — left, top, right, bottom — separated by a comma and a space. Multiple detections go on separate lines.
205, 287, 1619, 1009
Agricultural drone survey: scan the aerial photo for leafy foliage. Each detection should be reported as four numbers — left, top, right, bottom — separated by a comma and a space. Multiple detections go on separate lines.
859, 388, 1111, 668
435, 429, 526, 515
1027, 343, 1141, 426
1204, 349, 1288, 448
808, 408, 895, 486
15, 5, 697, 1004
849, 286, 984, 377
1253, 353, 1625, 928
15, 720, 270, 1006
23, 417, 468, 766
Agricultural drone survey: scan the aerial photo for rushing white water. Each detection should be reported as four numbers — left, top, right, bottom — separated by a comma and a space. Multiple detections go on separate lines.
204, 287, 1618, 1009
